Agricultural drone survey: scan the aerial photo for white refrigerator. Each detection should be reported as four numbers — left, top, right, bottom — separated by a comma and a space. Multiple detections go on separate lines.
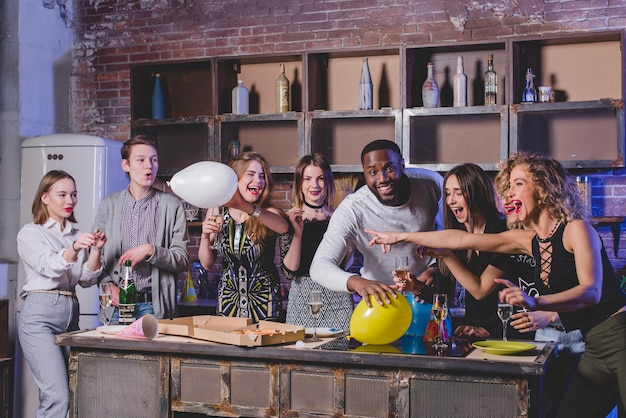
14, 133, 128, 418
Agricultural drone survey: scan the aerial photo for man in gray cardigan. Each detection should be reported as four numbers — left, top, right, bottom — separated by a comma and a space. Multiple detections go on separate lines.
94, 135, 188, 322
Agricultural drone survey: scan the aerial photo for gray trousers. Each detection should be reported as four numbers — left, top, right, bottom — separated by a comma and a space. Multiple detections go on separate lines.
18, 292, 79, 418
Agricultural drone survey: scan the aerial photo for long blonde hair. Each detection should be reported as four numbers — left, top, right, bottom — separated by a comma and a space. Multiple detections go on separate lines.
229, 152, 280, 242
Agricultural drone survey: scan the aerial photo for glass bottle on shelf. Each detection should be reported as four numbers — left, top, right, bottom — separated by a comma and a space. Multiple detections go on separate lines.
152, 72, 165, 119
358, 57, 373, 110
422, 62, 439, 108
232, 80, 249, 115
484, 54, 497, 105
453, 56, 467, 107
576, 176, 592, 215
228, 139, 240, 161
521, 68, 537, 103
275, 63, 290, 113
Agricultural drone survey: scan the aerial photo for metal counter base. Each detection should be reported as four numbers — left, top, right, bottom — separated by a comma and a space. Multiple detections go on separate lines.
56, 330, 554, 418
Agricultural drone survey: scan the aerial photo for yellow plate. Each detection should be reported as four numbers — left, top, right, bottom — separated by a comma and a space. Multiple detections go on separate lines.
472, 340, 536, 355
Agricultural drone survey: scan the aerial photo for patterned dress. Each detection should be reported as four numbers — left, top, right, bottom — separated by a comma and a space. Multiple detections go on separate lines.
215, 211, 285, 323
280, 218, 354, 331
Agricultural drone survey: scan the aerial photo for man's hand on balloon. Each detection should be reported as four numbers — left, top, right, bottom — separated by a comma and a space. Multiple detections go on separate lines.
348, 275, 398, 307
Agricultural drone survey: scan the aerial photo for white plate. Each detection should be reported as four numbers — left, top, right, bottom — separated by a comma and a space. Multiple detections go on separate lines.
305, 327, 343, 338
97, 325, 126, 335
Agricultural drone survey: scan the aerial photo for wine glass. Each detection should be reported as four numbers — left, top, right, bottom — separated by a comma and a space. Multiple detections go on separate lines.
209, 206, 225, 250
432, 293, 448, 350
394, 256, 410, 286
497, 303, 513, 341
99, 293, 113, 327
308, 290, 323, 342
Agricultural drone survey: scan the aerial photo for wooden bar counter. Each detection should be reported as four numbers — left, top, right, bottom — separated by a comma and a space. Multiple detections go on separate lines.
55, 329, 554, 418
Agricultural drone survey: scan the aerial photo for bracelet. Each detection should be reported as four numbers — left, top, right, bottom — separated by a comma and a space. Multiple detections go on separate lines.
91, 247, 102, 252
72, 241, 79, 252
248, 204, 262, 218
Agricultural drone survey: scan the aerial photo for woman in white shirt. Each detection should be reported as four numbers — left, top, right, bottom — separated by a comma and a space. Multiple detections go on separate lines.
17, 170, 107, 417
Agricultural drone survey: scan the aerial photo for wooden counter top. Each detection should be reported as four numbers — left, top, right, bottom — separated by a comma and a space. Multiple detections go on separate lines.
56, 328, 553, 377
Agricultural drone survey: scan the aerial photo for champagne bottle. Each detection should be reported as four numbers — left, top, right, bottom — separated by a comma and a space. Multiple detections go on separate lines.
118, 260, 137, 325
453, 56, 467, 107
358, 57, 373, 110
484, 54, 497, 105
275, 63, 290, 113
521, 68, 537, 103
152, 72, 165, 119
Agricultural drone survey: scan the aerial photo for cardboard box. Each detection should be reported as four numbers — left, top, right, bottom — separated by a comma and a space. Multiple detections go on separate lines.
158, 315, 305, 347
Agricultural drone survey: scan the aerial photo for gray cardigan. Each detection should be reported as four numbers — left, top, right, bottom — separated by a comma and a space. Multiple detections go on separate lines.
93, 188, 189, 320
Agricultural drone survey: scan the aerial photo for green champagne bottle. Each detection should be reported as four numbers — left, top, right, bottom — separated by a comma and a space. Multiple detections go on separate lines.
118, 260, 137, 324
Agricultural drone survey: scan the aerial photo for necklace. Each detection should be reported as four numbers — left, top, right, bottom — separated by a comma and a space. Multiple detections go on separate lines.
537, 221, 561, 243
303, 201, 325, 212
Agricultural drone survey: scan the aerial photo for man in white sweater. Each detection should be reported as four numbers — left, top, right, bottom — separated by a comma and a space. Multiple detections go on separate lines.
310, 139, 443, 306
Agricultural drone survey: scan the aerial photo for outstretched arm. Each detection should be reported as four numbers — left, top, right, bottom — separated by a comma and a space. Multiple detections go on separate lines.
366, 228, 532, 256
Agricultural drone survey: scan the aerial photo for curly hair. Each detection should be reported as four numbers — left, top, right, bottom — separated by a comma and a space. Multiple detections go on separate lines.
229, 151, 280, 242
495, 153, 587, 223
292, 153, 335, 210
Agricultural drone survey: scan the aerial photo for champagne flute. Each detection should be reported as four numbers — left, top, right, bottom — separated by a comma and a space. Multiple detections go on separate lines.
432, 293, 448, 350
394, 256, 410, 286
497, 303, 513, 341
209, 206, 225, 250
308, 290, 323, 342
99, 293, 113, 327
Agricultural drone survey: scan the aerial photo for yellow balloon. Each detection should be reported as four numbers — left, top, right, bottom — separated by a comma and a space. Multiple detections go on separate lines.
349, 292, 412, 345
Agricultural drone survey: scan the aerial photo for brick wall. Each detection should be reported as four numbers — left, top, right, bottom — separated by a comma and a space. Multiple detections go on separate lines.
71, 0, 626, 277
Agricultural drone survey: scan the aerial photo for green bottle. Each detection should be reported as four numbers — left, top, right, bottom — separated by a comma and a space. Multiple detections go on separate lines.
118, 260, 137, 324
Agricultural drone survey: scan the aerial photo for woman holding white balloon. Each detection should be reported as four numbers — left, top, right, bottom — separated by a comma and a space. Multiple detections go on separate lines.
199, 151, 289, 322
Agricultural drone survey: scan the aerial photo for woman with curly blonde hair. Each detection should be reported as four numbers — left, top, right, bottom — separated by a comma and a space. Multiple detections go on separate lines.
199, 152, 289, 322
367, 153, 626, 417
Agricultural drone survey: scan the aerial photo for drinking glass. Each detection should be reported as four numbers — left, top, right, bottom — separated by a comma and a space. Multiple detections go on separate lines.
432, 293, 448, 350
209, 206, 225, 250
308, 290, 323, 342
394, 256, 410, 285
99, 293, 113, 327
497, 303, 513, 341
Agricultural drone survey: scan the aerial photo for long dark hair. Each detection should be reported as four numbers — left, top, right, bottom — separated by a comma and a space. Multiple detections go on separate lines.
440, 163, 501, 277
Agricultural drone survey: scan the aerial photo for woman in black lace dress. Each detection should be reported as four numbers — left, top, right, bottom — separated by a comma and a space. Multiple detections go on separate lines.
281, 154, 354, 331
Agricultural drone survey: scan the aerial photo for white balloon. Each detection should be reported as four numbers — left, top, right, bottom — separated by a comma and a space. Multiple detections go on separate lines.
169, 161, 238, 209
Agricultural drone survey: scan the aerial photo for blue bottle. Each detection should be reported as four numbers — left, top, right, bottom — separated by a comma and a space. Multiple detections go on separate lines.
152, 72, 165, 119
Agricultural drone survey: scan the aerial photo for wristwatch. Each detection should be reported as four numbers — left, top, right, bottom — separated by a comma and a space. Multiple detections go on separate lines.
249, 204, 262, 218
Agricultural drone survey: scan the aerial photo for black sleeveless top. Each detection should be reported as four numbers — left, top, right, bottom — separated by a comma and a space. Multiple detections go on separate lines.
531, 222, 626, 335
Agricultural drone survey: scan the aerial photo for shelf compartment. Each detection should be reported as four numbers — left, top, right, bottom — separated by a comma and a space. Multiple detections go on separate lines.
403, 106, 509, 171
131, 118, 213, 177
306, 48, 401, 112
510, 99, 625, 168
305, 109, 403, 172
131, 61, 213, 120
405, 42, 507, 108
216, 113, 304, 173
216, 54, 304, 115
511, 32, 624, 104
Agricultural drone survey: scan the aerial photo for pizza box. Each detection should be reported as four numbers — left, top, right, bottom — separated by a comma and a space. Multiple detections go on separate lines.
157, 315, 305, 347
